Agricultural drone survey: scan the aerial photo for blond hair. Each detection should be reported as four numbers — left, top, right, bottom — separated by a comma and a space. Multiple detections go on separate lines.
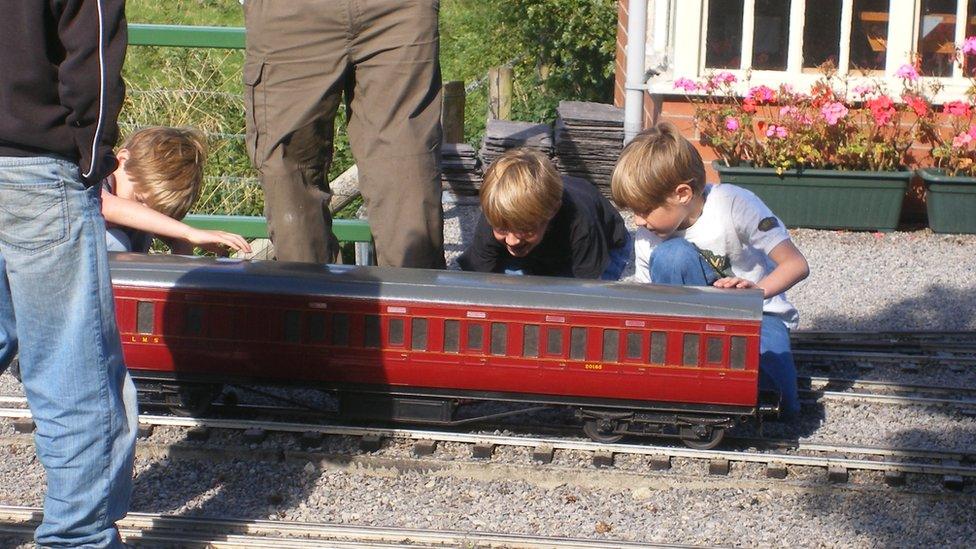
611, 122, 706, 213
480, 148, 563, 232
121, 127, 207, 220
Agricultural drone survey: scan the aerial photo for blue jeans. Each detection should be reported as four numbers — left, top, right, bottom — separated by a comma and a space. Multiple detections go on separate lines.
502, 234, 632, 281
649, 238, 800, 418
0, 157, 137, 548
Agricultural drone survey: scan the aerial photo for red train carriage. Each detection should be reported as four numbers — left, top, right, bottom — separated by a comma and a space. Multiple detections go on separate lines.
111, 253, 776, 449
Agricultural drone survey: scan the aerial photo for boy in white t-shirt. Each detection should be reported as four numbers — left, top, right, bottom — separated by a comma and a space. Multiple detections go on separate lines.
610, 123, 810, 418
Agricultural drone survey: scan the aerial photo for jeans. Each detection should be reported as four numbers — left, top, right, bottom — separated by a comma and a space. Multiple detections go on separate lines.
0, 156, 137, 548
649, 238, 800, 418
501, 233, 632, 281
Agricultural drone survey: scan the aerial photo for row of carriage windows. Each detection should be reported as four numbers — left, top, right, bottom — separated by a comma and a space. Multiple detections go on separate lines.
135, 301, 747, 369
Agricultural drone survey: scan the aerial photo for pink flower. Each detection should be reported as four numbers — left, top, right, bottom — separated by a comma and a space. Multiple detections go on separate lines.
852, 84, 876, 97
868, 95, 896, 125
710, 71, 737, 87
748, 85, 776, 103
821, 101, 849, 125
968, 125, 976, 139
902, 94, 928, 117
765, 124, 788, 138
674, 77, 699, 92
944, 100, 972, 117
725, 117, 740, 131
779, 106, 799, 117
895, 63, 919, 81
953, 131, 973, 148
963, 36, 976, 55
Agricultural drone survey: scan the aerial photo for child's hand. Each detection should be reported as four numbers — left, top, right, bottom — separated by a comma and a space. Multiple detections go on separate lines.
713, 277, 756, 290
185, 228, 252, 254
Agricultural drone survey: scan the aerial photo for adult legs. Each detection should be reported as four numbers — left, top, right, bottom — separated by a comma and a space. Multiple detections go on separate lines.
0, 157, 137, 548
346, 0, 445, 268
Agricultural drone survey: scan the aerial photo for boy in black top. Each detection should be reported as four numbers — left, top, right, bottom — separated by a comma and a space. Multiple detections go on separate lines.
458, 148, 630, 279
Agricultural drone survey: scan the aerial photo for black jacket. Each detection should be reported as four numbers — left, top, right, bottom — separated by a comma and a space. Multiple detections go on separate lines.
0, 0, 127, 185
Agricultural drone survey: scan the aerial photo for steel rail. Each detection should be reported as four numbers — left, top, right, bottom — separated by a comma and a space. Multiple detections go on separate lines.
0, 505, 684, 549
1, 408, 973, 478
793, 348, 976, 365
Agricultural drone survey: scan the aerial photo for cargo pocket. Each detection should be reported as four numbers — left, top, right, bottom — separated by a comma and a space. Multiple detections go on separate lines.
243, 58, 268, 169
0, 181, 68, 253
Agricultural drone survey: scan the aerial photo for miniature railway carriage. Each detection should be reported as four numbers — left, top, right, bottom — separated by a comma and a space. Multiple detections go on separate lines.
110, 253, 776, 449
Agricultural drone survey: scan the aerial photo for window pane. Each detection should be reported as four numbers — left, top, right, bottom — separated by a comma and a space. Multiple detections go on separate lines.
683, 334, 700, 367
389, 318, 404, 346
546, 327, 563, 355
918, 0, 959, 76
626, 332, 642, 360
753, 0, 791, 70
602, 329, 619, 362
309, 313, 326, 342
730, 336, 747, 370
411, 318, 427, 350
467, 323, 483, 350
570, 327, 587, 360
803, 0, 842, 68
364, 315, 380, 348
491, 323, 508, 356
523, 325, 539, 357
649, 332, 667, 364
707, 336, 724, 364
332, 313, 349, 346
444, 320, 460, 353
185, 305, 203, 335
137, 301, 154, 334
284, 310, 301, 343
706, 0, 744, 69
851, 0, 890, 71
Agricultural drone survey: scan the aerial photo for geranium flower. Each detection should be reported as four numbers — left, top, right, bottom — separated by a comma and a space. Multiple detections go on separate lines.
725, 117, 740, 131
711, 71, 737, 87
867, 95, 896, 125
852, 84, 876, 97
953, 131, 973, 148
944, 101, 971, 117
748, 85, 776, 103
765, 124, 788, 138
902, 94, 928, 117
821, 101, 849, 125
963, 36, 976, 55
741, 98, 757, 113
895, 63, 919, 81
674, 78, 699, 92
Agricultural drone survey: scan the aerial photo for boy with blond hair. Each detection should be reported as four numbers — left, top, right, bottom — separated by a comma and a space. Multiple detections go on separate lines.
458, 148, 629, 279
102, 126, 250, 254
611, 123, 809, 418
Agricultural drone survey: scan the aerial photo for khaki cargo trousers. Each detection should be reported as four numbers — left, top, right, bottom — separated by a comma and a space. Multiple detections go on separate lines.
244, 0, 446, 268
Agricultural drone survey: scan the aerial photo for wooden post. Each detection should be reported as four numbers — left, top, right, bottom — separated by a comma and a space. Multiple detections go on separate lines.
441, 80, 466, 143
488, 66, 513, 120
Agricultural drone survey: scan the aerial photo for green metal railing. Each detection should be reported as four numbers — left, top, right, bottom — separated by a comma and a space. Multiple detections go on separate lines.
131, 24, 375, 264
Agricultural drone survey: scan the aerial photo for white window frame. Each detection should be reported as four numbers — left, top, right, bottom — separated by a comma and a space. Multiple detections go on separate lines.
654, 0, 974, 103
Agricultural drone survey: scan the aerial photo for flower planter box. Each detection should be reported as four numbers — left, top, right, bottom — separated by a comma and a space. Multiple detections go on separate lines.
713, 162, 910, 231
918, 168, 976, 234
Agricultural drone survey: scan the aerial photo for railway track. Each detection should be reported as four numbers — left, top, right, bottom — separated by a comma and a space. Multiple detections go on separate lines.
0, 505, 668, 548
1, 408, 972, 488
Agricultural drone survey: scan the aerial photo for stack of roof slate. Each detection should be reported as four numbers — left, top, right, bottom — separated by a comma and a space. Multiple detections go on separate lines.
553, 101, 624, 197
479, 119, 554, 169
440, 143, 483, 195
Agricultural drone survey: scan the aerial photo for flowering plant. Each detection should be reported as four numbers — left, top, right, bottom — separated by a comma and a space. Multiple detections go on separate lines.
675, 62, 941, 174
926, 37, 976, 177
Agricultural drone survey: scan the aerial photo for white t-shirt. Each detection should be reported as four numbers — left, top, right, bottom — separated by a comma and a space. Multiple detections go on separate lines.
634, 183, 799, 329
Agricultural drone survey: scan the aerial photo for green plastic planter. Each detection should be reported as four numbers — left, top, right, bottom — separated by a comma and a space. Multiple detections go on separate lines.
712, 162, 910, 231
918, 168, 976, 234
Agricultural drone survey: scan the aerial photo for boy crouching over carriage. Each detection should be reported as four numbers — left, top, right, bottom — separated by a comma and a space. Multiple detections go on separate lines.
610, 123, 809, 419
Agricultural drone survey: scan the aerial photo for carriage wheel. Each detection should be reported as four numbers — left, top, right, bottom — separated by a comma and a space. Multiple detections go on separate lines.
582, 418, 625, 444
167, 383, 222, 417
679, 426, 725, 450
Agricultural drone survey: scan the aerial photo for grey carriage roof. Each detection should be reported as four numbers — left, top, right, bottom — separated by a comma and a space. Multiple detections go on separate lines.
110, 253, 764, 322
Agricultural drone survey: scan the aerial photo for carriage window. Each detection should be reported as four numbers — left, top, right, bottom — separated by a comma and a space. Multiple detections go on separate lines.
332, 313, 349, 346
707, 336, 724, 364
730, 336, 747, 370
546, 327, 563, 355
411, 318, 427, 350
466, 323, 483, 351
523, 325, 539, 357
309, 313, 326, 342
626, 332, 642, 360
570, 327, 587, 360
389, 318, 404, 346
490, 322, 508, 356
444, 320, 460, 352
683, 334, 700, 366
364, 315, 381, 348
284, 310, 301, 343
136, 301, 154, 334
649, 331, 667, 364
602, 329, 619, 362
184, 305, 203, 335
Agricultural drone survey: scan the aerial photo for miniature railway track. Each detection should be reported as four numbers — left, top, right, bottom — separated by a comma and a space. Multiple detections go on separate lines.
0, 505, 666, 549
1, 408, 973, 488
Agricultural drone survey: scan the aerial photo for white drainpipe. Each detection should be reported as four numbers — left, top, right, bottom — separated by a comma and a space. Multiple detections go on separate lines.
624, 0, 649, 144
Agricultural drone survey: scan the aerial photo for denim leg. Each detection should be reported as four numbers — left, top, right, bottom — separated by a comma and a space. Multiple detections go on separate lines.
648, 238, 720, 286
0, 157, 137, 548
500, 256, 528, 276
600, 232, 631, 281
759, 314, 800, 419
0, 258, 16, 375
